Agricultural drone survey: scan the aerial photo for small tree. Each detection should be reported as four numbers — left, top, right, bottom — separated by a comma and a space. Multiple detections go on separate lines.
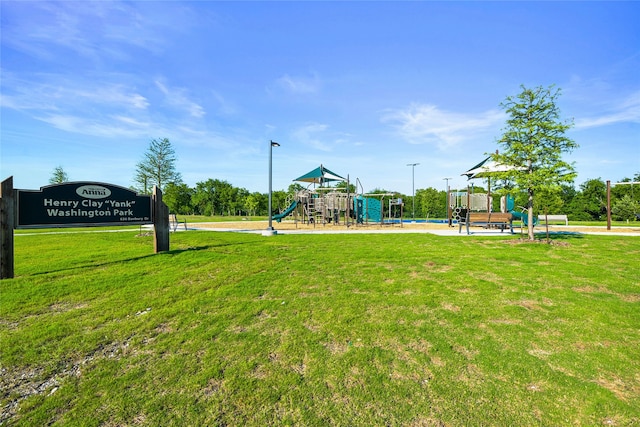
611, 195, 640, 221
494, 85, 578, 240
49, 166, 69, 184
244, 193, 261, 216
133, 138, 181, 194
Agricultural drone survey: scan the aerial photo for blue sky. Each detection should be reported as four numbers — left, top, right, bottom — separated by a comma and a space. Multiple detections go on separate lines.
2, 1, 639, 195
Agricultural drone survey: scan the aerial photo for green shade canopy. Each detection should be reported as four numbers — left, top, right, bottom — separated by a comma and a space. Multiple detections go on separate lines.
294, 164, 346, 184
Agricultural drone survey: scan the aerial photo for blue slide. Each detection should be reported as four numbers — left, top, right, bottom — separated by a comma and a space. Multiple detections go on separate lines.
274, 200, 298, 222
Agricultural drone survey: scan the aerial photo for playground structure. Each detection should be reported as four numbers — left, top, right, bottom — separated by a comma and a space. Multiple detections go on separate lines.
272, 165, 403, 227
457, 154, 539, 227
274, 185, 403, 227
272, 158, 560, 228
448, 187, 536, 227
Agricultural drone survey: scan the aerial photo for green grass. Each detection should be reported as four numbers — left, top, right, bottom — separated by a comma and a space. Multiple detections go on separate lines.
1, 231, 639, 426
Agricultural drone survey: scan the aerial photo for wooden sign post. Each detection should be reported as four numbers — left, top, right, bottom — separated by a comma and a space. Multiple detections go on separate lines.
153, 186, 169, 253
1, 177, 15, 279
0, 177, 171, 280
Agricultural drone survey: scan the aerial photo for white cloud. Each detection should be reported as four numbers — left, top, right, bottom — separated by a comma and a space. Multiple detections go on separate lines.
1, 1, 177, 61
1, 73, 149, 113
39, 114, 151, 139
0, 71, 210, 140
381, 103, 504, 150
155, 79, 205, 118
275, 73, 320, 94
211, 90, 237, 116
290, 123, 332, 152
574, 90, 640, 129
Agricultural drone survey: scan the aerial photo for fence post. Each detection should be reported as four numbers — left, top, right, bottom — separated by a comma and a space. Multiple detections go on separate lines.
153, 186, 169, 253
1, 177, 15, 279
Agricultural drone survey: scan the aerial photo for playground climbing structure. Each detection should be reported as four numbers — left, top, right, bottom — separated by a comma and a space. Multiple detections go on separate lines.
273, 165, 403, 227
275, 187, 400, 227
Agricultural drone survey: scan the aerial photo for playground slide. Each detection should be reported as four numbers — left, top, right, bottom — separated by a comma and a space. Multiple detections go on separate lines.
273, 200, 298, 222
504, 195, 538, 226
510, 210, 539, 226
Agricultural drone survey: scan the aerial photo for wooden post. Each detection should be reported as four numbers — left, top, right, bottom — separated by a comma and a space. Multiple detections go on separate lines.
1, 177, 15, 279
153, 186, 169, 253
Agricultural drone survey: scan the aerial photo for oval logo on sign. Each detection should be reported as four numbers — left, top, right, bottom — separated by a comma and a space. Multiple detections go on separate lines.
76, 185, 111, 199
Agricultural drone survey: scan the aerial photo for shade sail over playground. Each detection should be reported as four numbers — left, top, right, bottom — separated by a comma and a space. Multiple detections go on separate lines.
294, 164, 346, 184
462, 156, 524, 180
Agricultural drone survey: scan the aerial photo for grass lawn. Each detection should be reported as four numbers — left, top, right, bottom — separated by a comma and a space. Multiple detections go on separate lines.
1, 230, 639, 426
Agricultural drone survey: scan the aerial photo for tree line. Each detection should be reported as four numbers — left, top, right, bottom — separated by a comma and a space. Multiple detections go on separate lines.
50, 139, 638, 222
50, 85, 639, 224
125, 136, 637, 222
151, 173, 640, 223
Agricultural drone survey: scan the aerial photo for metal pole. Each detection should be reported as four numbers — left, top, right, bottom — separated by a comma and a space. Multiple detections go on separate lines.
443, 178, 452, 226
606, 180, 611, 231
407, 163, 419, 220
265, 140, 280, 235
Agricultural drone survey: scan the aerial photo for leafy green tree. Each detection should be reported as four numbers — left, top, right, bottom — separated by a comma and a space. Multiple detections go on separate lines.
576, 178, 607, 220
244, 192, 264, 216
190, 178, 250, 216
49, 166, 69, 184
535, 187, 564, 217
163, 182, 194, 214
334, 181, 356, 193
366, 188, 395, 195
611, 195, 640, 221
494, 85, 578, 240
272, 190, 288, 213
416, 187, 445, 218
611, 175, 640, 210
287, 183, 305, 194
133, 138, 182, 194
192, 179, 217, 216
212, 179, 237, 216
234, 187, 250, 216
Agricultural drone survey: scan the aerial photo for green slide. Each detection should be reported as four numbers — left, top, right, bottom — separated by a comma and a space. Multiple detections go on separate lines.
506, 195, 538, 226
510, 210, 538, 226
274, 200, 298, 222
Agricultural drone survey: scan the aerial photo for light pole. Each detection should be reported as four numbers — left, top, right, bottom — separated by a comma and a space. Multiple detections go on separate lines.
443, 177, 452, 226
407, 163, 419, 220
264, 140, 280, 236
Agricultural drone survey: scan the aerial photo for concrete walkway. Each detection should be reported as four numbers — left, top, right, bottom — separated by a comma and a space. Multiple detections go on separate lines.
188, 222, 640, 237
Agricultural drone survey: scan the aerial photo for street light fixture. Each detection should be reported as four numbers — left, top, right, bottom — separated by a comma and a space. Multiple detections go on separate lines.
264, 140, 280, 236
407, 163, 419, 221
443, 177, 452, 227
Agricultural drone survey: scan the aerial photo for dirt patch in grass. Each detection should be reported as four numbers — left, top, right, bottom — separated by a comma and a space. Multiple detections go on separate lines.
441, 303, 461, 312
0, 339, 133, 424
620, 294, 640, 303
502, 238, 571, 246
594, 375, 640, 402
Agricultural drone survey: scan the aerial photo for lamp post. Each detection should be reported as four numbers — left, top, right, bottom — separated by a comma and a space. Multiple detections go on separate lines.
407, 163, 419, 221
443, 177, 452, 226
264, 140, 280, 236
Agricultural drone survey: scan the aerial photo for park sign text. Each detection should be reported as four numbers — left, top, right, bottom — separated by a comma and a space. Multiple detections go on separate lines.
16, 182, 152, 228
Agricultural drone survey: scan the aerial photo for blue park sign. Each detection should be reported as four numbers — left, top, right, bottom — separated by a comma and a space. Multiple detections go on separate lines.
16, 182, 152, 228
